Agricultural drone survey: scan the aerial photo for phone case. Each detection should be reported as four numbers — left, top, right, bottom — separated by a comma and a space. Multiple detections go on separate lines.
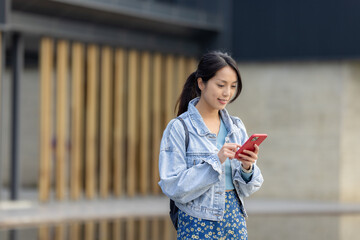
235, 134, 267, 158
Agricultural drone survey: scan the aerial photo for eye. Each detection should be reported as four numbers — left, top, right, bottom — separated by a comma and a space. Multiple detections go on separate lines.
231, 85, 237, 88
217, 84, 224, 88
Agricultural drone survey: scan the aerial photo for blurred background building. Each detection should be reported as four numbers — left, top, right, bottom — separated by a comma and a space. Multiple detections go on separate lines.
0, 0, 360, 240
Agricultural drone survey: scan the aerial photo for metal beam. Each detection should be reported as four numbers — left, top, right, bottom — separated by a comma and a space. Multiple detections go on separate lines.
0, 0, 11, 25
10, 11, 202, 56
10, 32, 23, 201
20, 0, 221, 32
0, 31, 4, 200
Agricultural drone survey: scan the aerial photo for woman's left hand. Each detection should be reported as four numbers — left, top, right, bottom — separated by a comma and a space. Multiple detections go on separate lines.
237, 144, 259, 170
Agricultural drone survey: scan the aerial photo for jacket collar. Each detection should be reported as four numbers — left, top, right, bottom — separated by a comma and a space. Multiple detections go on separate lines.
187, 97, 237, 136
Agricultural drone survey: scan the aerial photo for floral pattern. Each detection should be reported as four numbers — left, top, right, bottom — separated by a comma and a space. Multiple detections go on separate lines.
177, 191, 247, 240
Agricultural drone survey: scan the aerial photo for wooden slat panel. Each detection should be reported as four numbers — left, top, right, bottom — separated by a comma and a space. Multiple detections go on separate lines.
84, 221, 95, 240
127, 50, 138, 197
100, 46, 113, 198
113, 48, 125, 197
85, 45, 99, 199
139, 51, 150, 195
39, 37, 54, 202
71, 42, 84, 200
164, 54, 175, 128
151, 53, 162, 194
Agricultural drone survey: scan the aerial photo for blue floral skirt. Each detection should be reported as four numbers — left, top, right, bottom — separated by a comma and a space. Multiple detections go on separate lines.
177, 190, 247, 240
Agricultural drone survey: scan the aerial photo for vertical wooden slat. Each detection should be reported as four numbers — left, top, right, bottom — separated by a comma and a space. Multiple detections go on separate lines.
112, 219, 122, 240
56, 40, 69, 200
177, 56, 186, 97
55, 224, 66, 240
139, 51, 150, 195
151, 218, 160, 240
174, 56, 187, 116
99, 221, 109, 240
39, 37, 54, 202
164, 54, 175, 128
138, 217, 148, 240
127, 50, 138, 197
151, 53, 162, 194
84, 221, 95, 240
188, 57, 198, 75
71, 42, 84, 200
38, 225, 50, 240
163, 218, 174, 240
85, 45, 99, 199
113, 48, 125, 197
126, 218, 135, 240
100, 46, 113, 198
69, 223, 81, 240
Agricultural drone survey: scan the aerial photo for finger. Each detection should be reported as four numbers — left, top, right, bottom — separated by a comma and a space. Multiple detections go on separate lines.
224, 142, 242, 148
253, 144, 260, 154
242, 150, 258, 160
238, 153, 257, 163
223, 144, 239, 152
224, 149, 236, 159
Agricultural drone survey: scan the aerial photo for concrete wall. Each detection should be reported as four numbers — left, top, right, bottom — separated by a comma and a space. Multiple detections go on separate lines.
247, 215, 339, 240
227, 60, 360, 202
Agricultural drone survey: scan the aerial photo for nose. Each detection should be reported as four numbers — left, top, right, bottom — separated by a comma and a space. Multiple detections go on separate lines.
223, 86, 231, 97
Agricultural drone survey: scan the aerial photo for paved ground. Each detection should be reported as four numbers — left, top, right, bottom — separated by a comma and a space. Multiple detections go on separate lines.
0, 196, 169, 228
2, 194, 360, 229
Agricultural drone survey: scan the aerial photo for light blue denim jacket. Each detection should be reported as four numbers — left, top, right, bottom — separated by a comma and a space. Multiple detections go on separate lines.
158, 97, 264, 221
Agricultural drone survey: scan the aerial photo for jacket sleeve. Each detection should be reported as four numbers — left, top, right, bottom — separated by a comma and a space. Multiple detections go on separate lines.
233, 164, 264, 197
231, 117, 264, 197
158, 119, 222, 204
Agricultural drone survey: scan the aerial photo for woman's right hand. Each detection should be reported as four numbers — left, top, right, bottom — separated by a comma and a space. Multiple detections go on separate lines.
217, 143, 242, 164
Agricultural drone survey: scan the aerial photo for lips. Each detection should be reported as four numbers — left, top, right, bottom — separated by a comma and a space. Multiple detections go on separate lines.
218, 98, 228, 104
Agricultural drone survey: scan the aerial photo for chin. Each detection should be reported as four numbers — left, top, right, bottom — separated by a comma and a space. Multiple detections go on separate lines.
216, 104, 227, 110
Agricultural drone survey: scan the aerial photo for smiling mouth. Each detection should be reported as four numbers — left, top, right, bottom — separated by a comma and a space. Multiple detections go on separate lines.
218, 99, 228, 104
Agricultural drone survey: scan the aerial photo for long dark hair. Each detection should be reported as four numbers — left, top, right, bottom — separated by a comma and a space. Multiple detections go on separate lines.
175, 51, 242, 116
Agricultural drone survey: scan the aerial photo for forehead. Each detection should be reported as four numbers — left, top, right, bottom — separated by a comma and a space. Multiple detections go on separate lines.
213, 66, 237, 83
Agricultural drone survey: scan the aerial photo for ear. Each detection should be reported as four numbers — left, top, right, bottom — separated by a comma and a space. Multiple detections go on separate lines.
197, 78, 205, 91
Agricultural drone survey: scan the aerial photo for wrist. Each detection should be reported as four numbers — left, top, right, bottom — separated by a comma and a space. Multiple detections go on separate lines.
241, 164, 253, 173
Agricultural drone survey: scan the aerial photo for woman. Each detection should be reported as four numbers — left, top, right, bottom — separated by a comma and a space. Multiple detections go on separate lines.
158, 51, 264, 239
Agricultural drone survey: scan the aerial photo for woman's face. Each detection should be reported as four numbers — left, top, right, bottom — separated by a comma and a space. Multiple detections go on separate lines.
198, 66, 238, 111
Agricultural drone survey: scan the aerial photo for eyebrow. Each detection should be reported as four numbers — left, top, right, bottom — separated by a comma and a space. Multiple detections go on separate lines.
218, 79, 238, 84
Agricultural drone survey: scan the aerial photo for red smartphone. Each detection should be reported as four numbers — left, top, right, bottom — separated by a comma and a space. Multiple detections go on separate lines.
235, 134, 267, 158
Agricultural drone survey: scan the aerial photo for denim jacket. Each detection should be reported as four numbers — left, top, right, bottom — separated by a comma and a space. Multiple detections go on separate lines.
158, 97, 264, 221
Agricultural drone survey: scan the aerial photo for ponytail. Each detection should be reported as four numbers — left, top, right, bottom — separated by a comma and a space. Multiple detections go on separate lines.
175, 72, 200, 116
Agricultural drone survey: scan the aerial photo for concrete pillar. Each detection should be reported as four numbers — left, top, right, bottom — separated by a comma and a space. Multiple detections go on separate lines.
339, 61, 360, 203
339, 62, 360, 240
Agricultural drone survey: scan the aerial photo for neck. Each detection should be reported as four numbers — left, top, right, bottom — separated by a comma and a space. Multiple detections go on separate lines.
195, 98, 220, 120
